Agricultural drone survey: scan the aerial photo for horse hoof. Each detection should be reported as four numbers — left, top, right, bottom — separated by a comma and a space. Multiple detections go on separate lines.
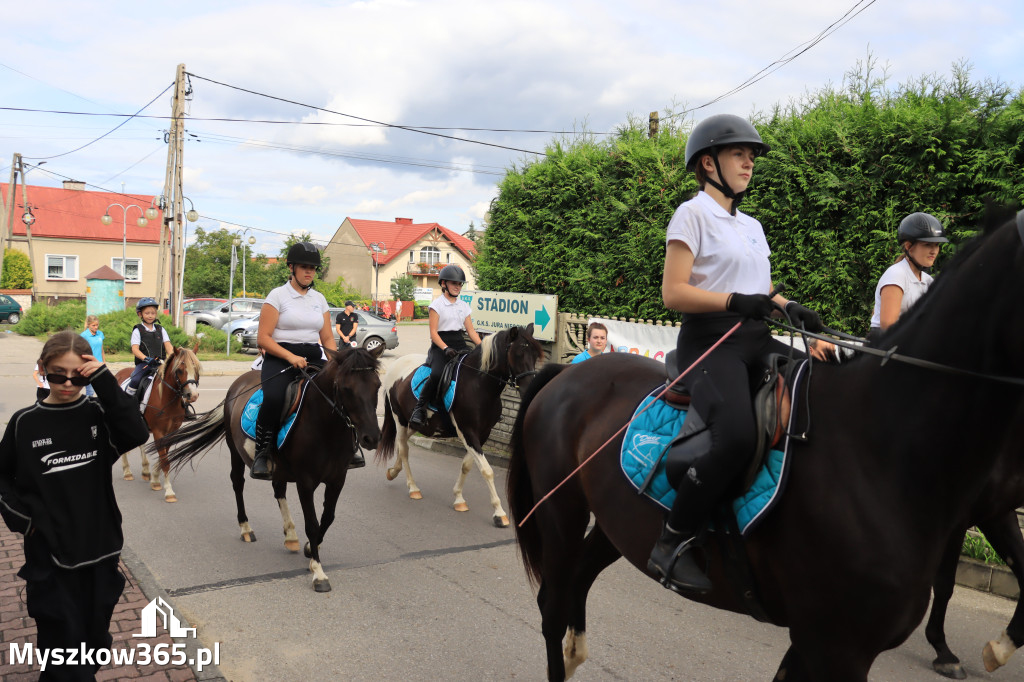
386, 468, 399, 481
142, 473, 151, 481
284, 540, 301, 553
313, 579, 332, 593
122, 473, 134, 481
454, 502, 469, 512
932, 660, 966, 680
150, 482, 162, 491
164, 495, 177, 503
409, 491, 422, 500
983, 641, 1004, 672
494, 515, 510, 528
240, 531, 257, 543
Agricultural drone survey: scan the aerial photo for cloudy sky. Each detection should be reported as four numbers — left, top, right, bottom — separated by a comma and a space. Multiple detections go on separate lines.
3, 0, 1022, 257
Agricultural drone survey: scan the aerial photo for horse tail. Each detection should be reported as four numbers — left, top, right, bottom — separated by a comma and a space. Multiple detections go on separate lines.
377, 391, 397, 464
507, 362, 568, 586
148, 404, 227, 472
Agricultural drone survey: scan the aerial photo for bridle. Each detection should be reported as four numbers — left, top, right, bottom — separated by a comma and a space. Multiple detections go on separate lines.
150, 351, 200, 418
462, 334, 539, 391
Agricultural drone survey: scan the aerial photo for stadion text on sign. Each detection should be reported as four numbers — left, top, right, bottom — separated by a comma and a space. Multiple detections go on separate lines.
460, 289, 558, 342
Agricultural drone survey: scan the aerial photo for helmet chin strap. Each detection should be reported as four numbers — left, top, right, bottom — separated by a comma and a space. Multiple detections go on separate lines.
290, 266, 315, 290
902, 244, 931, 273
705, 149, 744, 215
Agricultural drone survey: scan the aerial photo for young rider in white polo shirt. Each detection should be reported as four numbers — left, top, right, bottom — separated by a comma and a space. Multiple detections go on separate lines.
868, 212, 948, 344
409, 265, 482, 427
648, 114, 825, 595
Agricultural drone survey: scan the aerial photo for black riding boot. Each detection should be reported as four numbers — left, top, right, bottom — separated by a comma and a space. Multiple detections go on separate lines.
647, 523, 712, 595
409, 373, 439, 428
349, 449, 366, 469
250, 424, 274, 480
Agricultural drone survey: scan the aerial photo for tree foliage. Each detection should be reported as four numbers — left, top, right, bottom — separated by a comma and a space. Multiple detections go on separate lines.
390, 275, 415, 301
475, 61, 1024, 334
1, 249, 33, 289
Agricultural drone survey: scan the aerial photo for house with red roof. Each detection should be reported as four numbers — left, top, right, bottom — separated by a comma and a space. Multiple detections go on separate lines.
1, 180, 165, 306
323, 217, 477, 302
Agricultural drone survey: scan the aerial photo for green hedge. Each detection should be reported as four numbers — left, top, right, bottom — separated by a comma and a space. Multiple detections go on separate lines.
475, 65, 1024, 334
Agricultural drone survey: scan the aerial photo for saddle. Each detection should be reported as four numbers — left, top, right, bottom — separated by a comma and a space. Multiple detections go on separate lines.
661, 351, 793, 490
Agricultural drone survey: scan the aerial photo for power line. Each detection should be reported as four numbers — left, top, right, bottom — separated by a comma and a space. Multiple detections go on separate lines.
0, 106, 607, 135
185, 72, 546, 156
22, 83, 174, 161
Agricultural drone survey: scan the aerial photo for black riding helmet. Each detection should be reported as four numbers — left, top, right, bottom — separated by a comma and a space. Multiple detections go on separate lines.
684, 114, 770, 215
286, 241, 322, 267
897, 212, 949, 244
438, 264, 466, 297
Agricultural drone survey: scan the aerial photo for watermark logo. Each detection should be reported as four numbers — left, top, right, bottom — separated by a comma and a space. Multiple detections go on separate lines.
135, 596, 196, 638
9, 597, 219, 673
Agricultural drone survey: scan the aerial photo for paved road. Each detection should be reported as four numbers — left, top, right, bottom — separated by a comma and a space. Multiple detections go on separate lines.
1, 327, 1022, 680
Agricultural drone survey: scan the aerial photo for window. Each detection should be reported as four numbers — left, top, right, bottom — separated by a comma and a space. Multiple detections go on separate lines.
446, 253, 451, 263
46, 255, 78, 281
408, 251, 414, 263
419, 246, 440, 265
112, 257, 142, 283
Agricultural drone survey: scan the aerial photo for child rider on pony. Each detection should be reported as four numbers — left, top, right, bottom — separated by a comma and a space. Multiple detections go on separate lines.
126, 297, 174, 397
648, 114, 824, 595
409, 265, 482, 427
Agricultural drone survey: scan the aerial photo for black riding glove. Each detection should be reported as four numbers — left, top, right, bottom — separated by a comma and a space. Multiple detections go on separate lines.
785, 301, 823, 333
445, 347, 458, 360
727, 293, 774, 320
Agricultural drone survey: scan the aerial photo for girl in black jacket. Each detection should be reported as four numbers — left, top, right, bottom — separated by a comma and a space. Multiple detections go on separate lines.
0, 331, 149, 680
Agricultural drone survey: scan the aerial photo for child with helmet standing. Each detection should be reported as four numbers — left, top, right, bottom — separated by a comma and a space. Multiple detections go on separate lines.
867, 212, 948, 344
648, 114, 825, 595
126, 298, 174, 396
409, 265, 482, 427
251, 242, 344, 480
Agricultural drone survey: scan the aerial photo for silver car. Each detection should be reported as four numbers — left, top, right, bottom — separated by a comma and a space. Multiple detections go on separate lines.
241, 309, 398, 354
187, 297, 265, 329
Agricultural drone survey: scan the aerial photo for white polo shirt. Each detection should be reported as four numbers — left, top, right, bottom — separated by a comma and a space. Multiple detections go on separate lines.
870, 259, 933, 329
264, 283, 330, 344
429, 295, 471, 331
665, 191, 772, 295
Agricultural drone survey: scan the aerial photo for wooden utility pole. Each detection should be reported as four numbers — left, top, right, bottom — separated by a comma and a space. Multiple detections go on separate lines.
17, 156, 38, 299
0, 154, 18, 280
158, 63, 187, 326
649, 111, 659, 139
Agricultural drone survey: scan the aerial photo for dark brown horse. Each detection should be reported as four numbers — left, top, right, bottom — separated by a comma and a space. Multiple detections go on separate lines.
151, 345, 381, 591
114, 345, 201, 502
925, 410, 1024, 679
377, 324, 542, 527
507, 214, 1024, 680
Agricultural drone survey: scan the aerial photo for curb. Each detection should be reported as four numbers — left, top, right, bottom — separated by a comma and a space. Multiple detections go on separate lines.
120, 546, 229, 682
408, 435, 510, 469
955, 556, 1019, 600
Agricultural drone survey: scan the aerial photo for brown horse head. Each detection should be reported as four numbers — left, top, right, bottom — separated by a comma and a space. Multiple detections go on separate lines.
163, 346, 201, 406
478, 323, 544, 393
319, 344, 382, 451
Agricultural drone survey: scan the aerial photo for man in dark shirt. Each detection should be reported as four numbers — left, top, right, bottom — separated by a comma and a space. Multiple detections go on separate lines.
335, 301, 360, 347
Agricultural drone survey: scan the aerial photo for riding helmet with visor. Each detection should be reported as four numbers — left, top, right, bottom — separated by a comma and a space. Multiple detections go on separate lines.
135, 297, 159, 312
897, 212, 948, 245
286, 241, 322, 268
438, 265, 466, 285
684, 114, 770, 214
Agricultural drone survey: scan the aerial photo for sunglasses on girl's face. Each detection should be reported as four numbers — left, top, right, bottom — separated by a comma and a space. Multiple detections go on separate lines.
45, 373, 91, 387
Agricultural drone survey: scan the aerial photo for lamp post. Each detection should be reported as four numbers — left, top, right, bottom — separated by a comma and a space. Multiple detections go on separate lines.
226, 238, 237, 357
367, 241, 387, 312
234, 230, 256, 296
101, 203, 151, 306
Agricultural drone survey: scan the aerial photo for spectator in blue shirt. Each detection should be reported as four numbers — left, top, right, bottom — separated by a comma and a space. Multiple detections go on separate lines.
571, 322, 608, 364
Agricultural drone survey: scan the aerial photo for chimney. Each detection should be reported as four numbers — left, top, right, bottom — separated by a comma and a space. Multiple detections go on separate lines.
395, 217, 413, 224
62, 180, 86, 191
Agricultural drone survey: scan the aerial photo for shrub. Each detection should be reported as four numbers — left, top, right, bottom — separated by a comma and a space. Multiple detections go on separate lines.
15, 301, 88, 336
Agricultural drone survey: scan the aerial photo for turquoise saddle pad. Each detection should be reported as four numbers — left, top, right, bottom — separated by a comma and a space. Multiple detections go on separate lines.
411, 365, 456, 412
241, 388, 302, 450
621, 389, 789, 536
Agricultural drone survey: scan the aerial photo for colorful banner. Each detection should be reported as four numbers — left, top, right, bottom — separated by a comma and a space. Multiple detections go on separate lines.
592, 317, 677, 363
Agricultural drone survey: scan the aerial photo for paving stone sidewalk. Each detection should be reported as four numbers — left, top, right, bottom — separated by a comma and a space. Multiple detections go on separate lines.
0, 524, 197, 681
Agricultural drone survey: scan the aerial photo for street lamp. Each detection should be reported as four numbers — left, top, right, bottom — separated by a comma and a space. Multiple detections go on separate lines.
101, 203, 148, 303
233, 230, 256, 296
367, 242, 387, 312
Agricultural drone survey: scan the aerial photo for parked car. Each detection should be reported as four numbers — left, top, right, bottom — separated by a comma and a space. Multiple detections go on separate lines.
240, 309, 398, 354
0, 294, 23, 324
182, 297, 227, 313
222, 314, 259, 345
187, 298, 264, 329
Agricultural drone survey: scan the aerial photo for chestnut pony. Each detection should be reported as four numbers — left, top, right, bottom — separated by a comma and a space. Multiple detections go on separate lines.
508, 213, 1024, 680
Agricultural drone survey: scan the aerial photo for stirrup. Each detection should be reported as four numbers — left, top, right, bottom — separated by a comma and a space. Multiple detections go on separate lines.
348, 450, 366, 469
648, 536, 711, 595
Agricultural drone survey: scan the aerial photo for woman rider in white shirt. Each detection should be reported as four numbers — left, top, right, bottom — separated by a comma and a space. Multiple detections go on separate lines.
251, 242, 341, 479
648, 114, 825, 595
409, 265, 483, 427
867, 212, 947, 345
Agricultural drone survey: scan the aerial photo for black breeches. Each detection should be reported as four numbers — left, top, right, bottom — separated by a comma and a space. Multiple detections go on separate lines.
257, 342, 324, 435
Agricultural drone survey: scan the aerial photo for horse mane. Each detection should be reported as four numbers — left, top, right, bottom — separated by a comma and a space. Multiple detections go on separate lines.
167, 346, 200, 379
479, 332, 500, 372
